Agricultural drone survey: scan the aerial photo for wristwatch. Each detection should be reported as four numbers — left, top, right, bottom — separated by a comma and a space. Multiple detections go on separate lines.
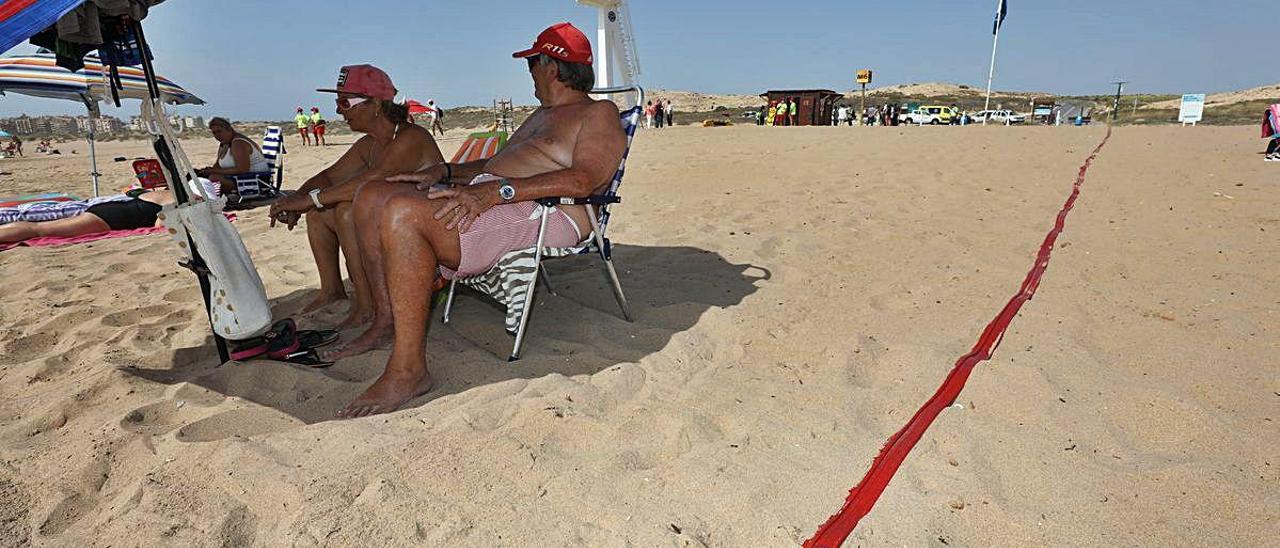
309, 188, 325, 209
498, 179, 516, 202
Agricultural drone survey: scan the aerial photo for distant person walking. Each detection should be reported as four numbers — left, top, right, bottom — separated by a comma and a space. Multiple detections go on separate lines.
1263, 104, 1280, 161
428, 100, 445, 136
664, 100, 674, 127
294, 107, 312, 146
653, 98, 664, 128
644, 100, 656, 128
789, 98, 798, 126
766, 103, 777, 126
836, 105, 849, 126
11, 135, 21, 157
310, 107, 327, 146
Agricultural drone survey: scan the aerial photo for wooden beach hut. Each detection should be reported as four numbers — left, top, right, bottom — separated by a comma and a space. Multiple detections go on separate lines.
760, 89, 842, 126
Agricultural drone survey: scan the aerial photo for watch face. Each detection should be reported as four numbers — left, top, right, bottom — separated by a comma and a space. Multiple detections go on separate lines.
500, 184, 516, 200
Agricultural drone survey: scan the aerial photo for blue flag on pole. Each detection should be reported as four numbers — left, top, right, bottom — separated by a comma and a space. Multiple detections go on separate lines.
993, 0, 1008, 35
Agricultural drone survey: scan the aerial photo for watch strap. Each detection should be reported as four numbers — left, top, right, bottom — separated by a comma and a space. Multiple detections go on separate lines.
309, 188, 325, 209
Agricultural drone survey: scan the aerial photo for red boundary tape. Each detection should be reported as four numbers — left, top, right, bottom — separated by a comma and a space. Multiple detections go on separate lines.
804, 127, 1113, 548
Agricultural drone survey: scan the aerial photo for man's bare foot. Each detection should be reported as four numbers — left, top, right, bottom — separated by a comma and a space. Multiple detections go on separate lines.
321, 323, 392, 361
334, 307, 374, 331
338, 367, 434, 418
301, 290, 347, 314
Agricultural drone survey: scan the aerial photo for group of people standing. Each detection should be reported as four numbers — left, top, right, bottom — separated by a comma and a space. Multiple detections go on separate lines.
762, 98, 798, 126
644, 99, 673, 128
294, 106, 327, 146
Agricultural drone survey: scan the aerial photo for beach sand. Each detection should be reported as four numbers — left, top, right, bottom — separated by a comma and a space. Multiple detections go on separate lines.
0, 124, 1275, 546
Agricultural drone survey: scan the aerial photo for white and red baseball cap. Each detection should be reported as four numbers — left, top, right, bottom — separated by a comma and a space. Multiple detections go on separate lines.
316, 64, 397, 100
511, 22, 593, 65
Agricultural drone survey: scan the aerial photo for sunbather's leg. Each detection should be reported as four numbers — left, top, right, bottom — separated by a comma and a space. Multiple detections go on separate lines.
339, 192, 461, 418
302, 209, 348, 313
0, 214, 110, 244
324, 180, 418, 360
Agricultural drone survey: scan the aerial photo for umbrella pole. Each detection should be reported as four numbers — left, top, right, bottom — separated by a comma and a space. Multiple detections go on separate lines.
88, 127, 100, 197
82, 99, 102, 197
133, 21, 230, 364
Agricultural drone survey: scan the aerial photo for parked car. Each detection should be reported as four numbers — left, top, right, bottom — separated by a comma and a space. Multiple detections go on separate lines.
899, 105, 959, 125
971, 109, 1026, 124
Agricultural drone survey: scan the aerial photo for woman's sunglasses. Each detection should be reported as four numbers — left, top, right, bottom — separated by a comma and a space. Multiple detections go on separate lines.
336, 96, 369, 110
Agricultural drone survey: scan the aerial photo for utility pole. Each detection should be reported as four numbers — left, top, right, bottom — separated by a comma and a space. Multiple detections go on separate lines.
1111, 80, 1127, 122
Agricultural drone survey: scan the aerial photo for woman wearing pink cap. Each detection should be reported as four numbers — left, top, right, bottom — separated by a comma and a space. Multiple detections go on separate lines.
269, 65, 444, 346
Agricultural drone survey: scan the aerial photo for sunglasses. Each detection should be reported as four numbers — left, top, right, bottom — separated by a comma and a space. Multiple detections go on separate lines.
335, 96, 369, 110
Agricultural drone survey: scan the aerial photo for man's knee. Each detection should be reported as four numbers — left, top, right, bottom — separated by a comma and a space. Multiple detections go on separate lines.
381, 194, 440, 235
334, 201, 356, 226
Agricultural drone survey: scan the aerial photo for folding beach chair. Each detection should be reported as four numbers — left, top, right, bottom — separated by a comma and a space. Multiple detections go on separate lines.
225, 125, 286, 210
451, 130, 508, 163
442, 86, 643, 361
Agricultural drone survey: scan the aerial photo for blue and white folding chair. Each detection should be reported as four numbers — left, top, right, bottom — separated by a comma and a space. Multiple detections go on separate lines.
227, 125, 286, 209
442, 86, 644, 361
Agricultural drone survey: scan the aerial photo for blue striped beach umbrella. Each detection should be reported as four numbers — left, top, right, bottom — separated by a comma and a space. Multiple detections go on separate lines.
0, 50, 203, 195
0, 50, 202, 105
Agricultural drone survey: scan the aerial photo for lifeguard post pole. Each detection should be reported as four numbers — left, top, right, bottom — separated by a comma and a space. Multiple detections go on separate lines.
578, 0, 642, 108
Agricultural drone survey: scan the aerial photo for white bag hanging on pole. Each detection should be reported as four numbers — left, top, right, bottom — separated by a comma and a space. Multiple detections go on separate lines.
160, 194, 272, 340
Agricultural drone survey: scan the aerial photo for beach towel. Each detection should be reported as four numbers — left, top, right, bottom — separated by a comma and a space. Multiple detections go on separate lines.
0, 226, 167, 251
0, 213, 236, 252
0, 192, 80, 208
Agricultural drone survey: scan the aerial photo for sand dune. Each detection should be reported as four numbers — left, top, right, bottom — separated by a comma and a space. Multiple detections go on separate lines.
0, 123, 1275, 546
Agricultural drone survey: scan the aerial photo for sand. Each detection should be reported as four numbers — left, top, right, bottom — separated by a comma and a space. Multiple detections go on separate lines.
0, 123, 1275, 546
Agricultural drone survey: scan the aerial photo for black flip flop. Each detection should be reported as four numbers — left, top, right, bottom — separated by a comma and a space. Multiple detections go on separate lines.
296, 329, 340, 350
281, 348, 334, 369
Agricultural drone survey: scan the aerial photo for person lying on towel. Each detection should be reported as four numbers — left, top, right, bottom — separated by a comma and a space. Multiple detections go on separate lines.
289, 22, 624, 418
0, 180, 217, 244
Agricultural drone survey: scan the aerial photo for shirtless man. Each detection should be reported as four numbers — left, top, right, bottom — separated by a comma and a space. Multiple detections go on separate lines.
332, 22, 626, 417
268, 65, 444, 340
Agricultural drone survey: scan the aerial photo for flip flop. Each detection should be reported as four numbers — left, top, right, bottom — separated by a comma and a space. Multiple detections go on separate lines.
281, 348, 334, 369
296, 329, 340, 350
264, 319, 301, 360
229, 318, 296, 361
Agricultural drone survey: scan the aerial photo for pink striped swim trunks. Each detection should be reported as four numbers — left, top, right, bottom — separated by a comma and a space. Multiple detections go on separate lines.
438, 174, 585, 279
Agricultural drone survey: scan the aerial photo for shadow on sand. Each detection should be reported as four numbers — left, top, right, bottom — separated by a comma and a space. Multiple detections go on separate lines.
127, 244, 769, 424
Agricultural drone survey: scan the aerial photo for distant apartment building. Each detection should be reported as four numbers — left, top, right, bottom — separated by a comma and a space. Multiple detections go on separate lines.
94, 117, 124, 133
7, 115, 34, 135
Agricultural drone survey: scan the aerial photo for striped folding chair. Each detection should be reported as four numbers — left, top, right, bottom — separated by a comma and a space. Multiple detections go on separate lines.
442, 86, 644, 361
450, 131, 508, 163
226, 125, 286, 209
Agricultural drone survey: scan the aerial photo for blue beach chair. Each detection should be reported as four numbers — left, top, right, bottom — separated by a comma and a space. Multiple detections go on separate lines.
442, 86, 644, 361
227, 125, 286, 209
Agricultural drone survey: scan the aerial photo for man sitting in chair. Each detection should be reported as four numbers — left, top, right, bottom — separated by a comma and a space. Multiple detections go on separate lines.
326, 22, 626, 418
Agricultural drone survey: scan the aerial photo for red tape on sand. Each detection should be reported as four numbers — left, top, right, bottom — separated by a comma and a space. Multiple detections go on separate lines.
805, 127, 1113, 548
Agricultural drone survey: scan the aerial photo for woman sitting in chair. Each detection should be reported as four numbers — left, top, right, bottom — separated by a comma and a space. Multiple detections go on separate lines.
195, 117, 270, 199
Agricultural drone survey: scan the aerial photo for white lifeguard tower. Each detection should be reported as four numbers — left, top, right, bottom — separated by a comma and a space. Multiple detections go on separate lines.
577, 0, 642, 107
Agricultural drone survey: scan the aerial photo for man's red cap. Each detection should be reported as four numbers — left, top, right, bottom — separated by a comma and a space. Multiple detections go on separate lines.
316, 64, 397, 101
511, 22, 593, 65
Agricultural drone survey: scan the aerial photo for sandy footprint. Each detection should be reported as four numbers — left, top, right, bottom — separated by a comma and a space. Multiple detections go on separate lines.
100, 304, 176, 328
175, 407, 304, 442
1, 332, 60, 365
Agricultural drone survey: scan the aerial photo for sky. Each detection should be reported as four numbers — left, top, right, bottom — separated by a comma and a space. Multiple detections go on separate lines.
0, 0, 1268, 121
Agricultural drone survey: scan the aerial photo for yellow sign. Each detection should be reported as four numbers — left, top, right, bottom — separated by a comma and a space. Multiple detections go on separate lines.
856, 70, 873, 84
